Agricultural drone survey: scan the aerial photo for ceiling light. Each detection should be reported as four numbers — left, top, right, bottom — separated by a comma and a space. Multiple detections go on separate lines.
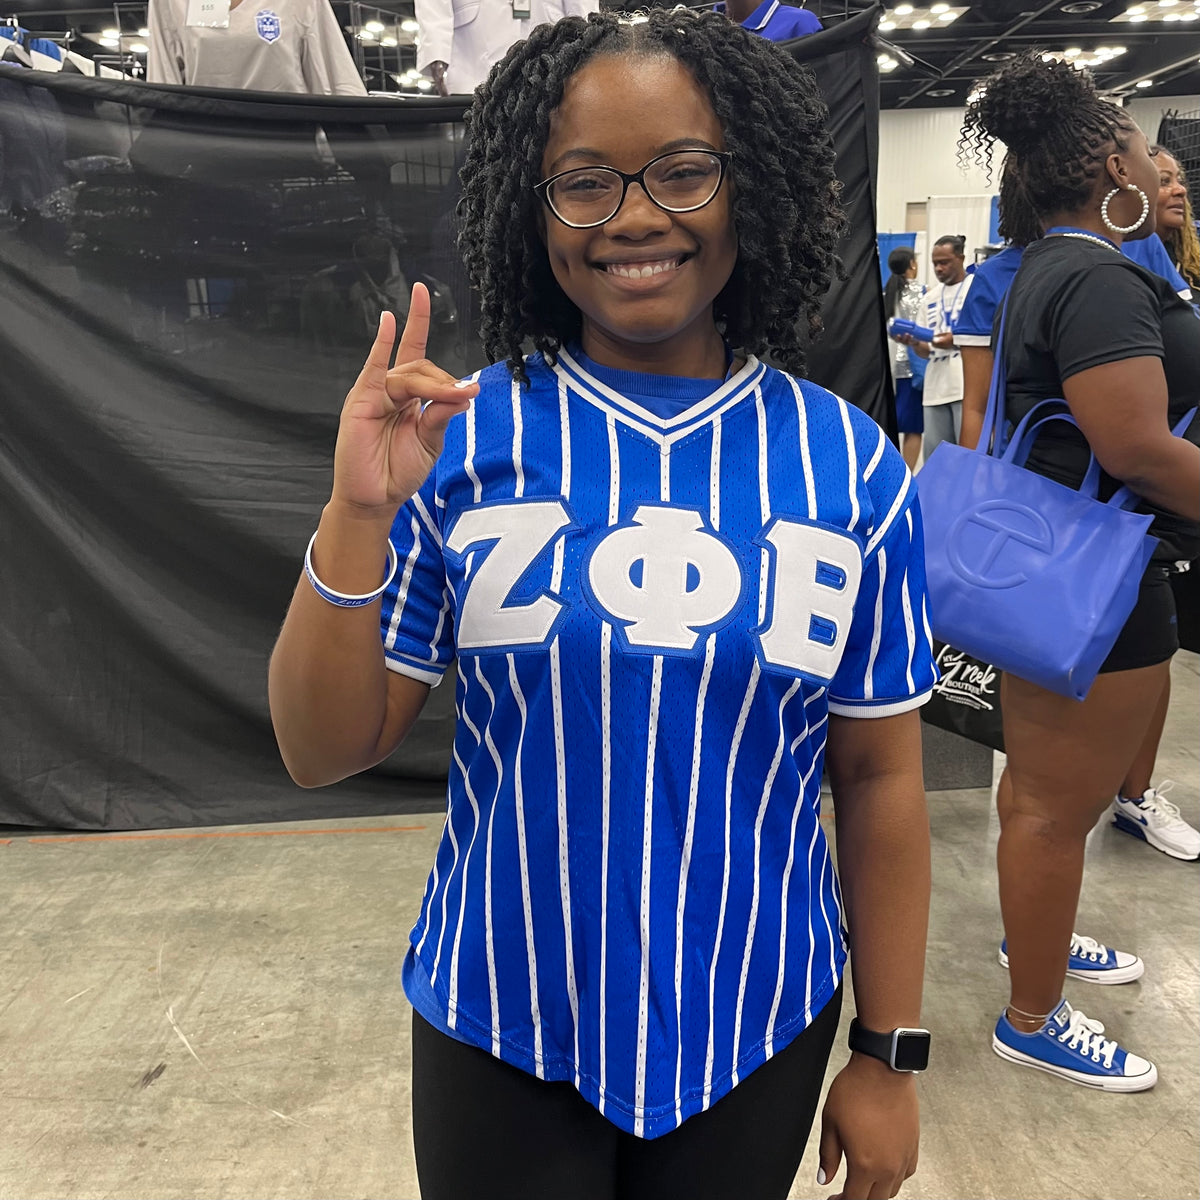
129, 41, 148, 52
937, 10, 957, 19
98, 35, 119, 47
357, 29, 377, 40
982, 50, 1015, 60
1061, 0, 1101, 9
878, 54, 899, 71
880, 18, 896, 28
931, 2, 949, 9
416, 78, 433, 91
912, 18, 930, 27
138, 26, 149, 36
101, 26, 119, 37
1063, 46, 1081, 56
1127, 11, 1148, 18
927, 87, 955, 96
1160, 0, 1178, 6
1135, 78, 1152, 86
365, 19, 386, 32
381, 35, 398, 45
401, 18, 419, 31
894, 3, 914, 13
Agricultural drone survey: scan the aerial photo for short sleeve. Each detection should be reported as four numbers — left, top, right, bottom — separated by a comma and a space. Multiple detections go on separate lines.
954, 271, 999, 346
1050, 261, 1164, 381
828, 492, 937, 718
380, 474, 456, 686
302, 0, 368, 95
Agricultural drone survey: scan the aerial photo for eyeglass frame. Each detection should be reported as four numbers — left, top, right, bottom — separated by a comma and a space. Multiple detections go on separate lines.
532, 149, 734, 230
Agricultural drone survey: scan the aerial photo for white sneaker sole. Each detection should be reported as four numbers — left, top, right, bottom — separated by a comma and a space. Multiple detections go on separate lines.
998, 948, 1145, 985
992, 1036, 1158, 1092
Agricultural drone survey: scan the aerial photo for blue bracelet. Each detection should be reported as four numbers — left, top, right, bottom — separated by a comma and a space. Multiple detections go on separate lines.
304, 531, 399, 608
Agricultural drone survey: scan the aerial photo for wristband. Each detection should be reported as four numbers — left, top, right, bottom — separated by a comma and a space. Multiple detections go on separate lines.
304, 531, 399, 608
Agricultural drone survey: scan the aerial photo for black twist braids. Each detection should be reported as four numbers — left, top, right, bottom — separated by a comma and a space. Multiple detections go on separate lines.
958, 52, 1129, 221
996, 156, 1042, 247
457, 8, 846, 383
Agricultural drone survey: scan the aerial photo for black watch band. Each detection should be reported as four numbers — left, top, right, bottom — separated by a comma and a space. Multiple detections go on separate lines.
848, 1017, 931, 1073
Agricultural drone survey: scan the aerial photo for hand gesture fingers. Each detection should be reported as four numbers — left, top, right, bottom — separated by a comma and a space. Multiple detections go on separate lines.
332, 283, 478, 515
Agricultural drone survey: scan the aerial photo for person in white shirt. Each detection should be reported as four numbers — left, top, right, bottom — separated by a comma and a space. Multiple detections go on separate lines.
147, 0, 366, 94
415, 0, 598, 95
896, 234, 971, 461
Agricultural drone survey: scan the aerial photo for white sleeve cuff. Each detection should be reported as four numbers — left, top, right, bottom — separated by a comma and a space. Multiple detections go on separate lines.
953, 333, 992, 347
827, 689, 933, 718
385, 654, 448, 687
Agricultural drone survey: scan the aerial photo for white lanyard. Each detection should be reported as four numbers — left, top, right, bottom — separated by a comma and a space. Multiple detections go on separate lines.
938, 279, 966, 329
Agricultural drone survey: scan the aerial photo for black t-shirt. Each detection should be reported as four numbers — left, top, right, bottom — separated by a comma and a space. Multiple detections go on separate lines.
998, 235, 1200, 562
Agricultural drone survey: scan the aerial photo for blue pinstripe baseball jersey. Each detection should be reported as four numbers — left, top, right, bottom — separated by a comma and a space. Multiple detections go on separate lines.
382, 348, 937, 1138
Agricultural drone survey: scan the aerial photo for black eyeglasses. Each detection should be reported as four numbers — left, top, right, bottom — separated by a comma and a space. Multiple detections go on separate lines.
533, 149, 733, 229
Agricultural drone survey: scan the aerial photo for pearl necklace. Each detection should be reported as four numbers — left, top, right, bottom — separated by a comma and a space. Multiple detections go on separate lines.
1050, 231, 1120, 253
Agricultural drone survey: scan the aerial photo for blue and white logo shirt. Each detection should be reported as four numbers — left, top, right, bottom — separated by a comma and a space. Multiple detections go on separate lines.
255, 8, 281, 42
382, 350, 937, 1137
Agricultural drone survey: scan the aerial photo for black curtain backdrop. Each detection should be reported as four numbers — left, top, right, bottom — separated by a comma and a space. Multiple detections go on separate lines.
0, 8, 890, 829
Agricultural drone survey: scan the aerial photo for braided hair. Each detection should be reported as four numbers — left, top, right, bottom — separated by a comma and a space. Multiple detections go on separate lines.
959, 52, 1130, 220
456, 8, 846, 382
996, 155, 1042, 247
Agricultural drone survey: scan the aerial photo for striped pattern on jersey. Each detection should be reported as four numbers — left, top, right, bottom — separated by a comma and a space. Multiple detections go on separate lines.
380, 350, 936, 1138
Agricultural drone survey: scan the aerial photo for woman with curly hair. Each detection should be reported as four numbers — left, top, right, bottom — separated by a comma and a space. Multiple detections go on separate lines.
269, 10, 936, 1197
1152, 145, 1200, 292
959, 52, 1200, 1093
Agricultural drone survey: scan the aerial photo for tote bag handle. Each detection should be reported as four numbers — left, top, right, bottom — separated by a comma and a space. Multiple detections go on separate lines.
985, 293, 1196, 505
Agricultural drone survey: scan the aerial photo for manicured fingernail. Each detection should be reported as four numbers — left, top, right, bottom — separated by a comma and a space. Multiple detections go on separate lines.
816, 1168, 827, 1185
454, 379, 471, 389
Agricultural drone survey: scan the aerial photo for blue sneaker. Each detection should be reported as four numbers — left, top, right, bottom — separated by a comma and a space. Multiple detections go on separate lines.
992, 999, 1157, 1092
999, 932, 1144, 985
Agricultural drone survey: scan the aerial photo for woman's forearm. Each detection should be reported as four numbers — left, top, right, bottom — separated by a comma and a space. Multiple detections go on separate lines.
959, 346, 994, 451
268, 500, 422, 787
835, 777, 931, 1030
827, 712, 930, 1031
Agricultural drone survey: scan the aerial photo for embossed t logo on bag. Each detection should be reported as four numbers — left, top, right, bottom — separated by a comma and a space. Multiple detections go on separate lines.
947, 501, 1054, 589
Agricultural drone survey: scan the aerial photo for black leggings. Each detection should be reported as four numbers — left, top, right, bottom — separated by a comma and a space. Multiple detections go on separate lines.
411, 985, 842, 1200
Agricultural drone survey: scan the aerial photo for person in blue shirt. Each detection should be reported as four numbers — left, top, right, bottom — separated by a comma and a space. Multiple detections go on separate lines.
270, 10, 935, 1199
1121, 227, 1193, 301
714, 0, 822, 41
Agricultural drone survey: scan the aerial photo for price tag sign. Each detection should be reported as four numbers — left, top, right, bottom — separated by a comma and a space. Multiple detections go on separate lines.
186, 0, 231, 28
511, 0, 531, 17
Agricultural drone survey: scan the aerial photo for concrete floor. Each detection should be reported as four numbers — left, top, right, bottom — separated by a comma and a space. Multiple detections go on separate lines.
2, 653, 1197, 1200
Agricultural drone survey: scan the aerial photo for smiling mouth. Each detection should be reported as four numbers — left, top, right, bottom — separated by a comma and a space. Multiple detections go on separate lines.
599, 255, 690, 279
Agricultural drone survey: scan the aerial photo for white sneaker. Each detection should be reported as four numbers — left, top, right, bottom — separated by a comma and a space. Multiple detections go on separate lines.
1112, 782, 1200, 861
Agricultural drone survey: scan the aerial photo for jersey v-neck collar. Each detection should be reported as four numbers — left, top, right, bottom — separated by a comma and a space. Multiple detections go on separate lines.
552, 347, 767, 447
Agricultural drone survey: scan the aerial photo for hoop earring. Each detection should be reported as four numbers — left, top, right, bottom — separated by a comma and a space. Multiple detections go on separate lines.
1101, 184, 1150, 235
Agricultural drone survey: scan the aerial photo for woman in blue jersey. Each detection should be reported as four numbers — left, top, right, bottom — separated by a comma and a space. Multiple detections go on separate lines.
269, 10, 936, 1198
959, 53, 1200, 1093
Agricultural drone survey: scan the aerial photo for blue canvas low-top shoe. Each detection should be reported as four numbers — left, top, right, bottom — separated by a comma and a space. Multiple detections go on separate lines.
992, 999, 1157, 1092
999, 932, 1143, 984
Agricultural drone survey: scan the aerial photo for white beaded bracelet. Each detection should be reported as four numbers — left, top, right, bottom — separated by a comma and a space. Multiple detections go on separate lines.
304, 531, 399, 608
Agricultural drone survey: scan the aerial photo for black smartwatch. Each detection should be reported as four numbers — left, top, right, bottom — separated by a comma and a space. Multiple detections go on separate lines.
848, 1018, 930, 1073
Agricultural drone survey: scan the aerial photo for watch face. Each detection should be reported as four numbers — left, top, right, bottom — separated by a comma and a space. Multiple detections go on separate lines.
892, 1031, 931, 1072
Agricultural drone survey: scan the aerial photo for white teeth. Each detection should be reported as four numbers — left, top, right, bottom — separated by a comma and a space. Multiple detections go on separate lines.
607, 258, 682, 278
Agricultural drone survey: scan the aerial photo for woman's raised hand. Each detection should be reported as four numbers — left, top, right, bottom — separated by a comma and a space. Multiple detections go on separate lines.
331, 282, 478, 516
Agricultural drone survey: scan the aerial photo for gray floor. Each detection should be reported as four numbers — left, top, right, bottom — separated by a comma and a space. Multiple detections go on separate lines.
2, 654, 1197, 1200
